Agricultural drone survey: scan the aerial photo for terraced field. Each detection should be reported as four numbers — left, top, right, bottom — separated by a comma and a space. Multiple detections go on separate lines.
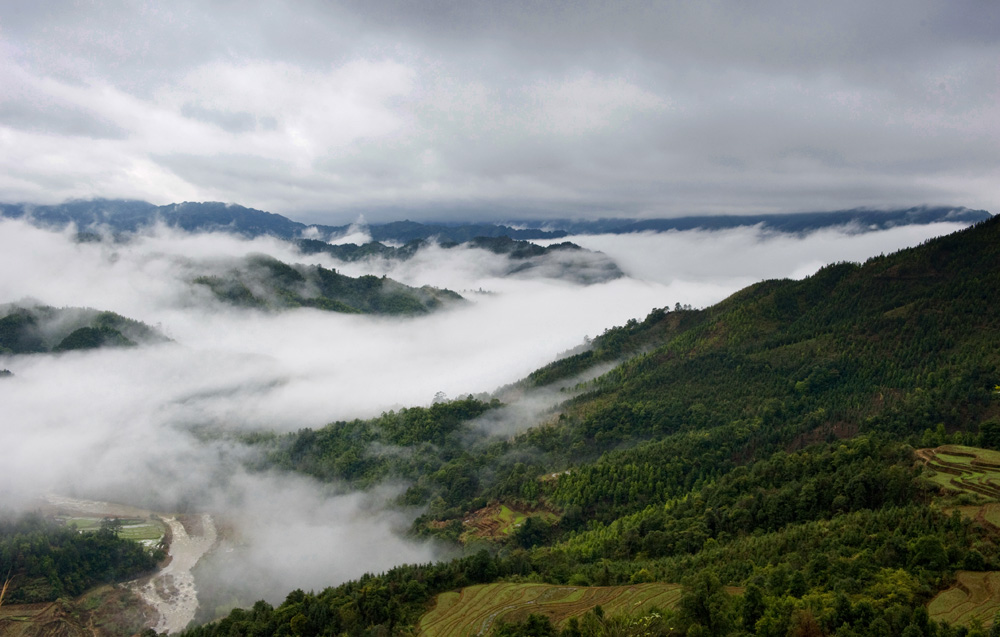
918, 445, 1000, 500
417, 583, 684, 636
460, 504, 559, 543
928, 571, 1000, 628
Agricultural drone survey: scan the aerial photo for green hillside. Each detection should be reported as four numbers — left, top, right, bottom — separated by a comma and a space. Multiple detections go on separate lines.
0, 305, 168, 355
185, 216, 1000, 636
193, 253, 464, 315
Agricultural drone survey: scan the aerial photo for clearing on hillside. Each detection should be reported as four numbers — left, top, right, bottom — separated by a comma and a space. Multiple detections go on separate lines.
928, 571, 1000, 628
917, 445, 1000, 500
418, 582, 685, 636
460, 503, 558, 543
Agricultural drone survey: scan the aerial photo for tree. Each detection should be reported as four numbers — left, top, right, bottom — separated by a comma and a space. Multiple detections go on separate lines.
98, 517, 123, 538
679, 570, 732, 636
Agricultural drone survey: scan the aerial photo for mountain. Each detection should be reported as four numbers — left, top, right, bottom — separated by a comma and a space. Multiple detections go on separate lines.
183, 216, 1000, 635
0, 199, 306, 239
192, 254, 464, 315
0, 199, 567, 242
0, 199, 621, 283
524, 206, 992, 235
0, 304, 169, 355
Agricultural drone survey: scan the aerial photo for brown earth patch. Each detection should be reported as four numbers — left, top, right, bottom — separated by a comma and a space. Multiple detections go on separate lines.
0, 586, 155, 637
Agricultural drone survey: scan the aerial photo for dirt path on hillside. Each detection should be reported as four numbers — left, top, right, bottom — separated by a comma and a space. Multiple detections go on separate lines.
131, 514, 217, 634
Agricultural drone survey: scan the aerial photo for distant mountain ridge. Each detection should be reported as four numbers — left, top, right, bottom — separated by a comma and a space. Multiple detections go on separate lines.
0, 200, 567, 242
520, 206, 992, 235
0, 200, 990, 243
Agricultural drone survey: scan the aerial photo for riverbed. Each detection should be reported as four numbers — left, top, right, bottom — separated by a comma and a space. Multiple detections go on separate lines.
132, 514, 218, 634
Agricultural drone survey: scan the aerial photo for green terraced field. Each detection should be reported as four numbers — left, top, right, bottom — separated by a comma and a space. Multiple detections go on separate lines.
928, 571, 1000, 628
918, 446, 1000, 500
418, 582, 685, 637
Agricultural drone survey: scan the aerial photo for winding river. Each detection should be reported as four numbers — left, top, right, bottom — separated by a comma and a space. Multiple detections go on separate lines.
132, 514, 218, 634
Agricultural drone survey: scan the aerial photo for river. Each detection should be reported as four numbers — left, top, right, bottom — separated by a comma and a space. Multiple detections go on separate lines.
132, 514, 218, 634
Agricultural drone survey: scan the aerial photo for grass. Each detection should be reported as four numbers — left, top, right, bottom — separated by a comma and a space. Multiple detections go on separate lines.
0, 574, 10, 609
417, 582, 687, 637
928, 571, 1000, 628
62, 516, 166, 544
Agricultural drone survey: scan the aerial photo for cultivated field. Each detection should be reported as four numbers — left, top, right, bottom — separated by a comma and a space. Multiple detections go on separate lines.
918, 445, 1000, 500
460, 503, 558, 543
928, 571, 1000, 628
0, 585, 155, 637
61, 516, 167, 545
417, 582, 684, 636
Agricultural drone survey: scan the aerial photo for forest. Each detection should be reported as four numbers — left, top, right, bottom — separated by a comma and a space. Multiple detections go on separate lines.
0, 514, 163, 604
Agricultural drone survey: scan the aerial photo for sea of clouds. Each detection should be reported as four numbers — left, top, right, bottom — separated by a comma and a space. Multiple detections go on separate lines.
0, 217, 969, 602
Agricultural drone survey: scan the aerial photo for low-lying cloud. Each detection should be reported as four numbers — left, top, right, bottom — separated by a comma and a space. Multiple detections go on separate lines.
0, 218, 975, 604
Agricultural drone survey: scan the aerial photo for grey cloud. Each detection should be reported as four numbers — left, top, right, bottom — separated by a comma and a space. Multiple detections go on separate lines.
0, 101, 128, 139
180, 104, 260, 134
1, 1, 998, 220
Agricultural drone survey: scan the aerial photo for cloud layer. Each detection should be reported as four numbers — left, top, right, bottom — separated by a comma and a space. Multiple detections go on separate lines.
1, 2, 998, 220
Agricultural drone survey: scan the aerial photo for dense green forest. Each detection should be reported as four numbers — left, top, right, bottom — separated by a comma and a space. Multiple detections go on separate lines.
0, 305, 167, 355
0, 514, 163, 604
185, 216, 1000, 636
193, 253, 463, 315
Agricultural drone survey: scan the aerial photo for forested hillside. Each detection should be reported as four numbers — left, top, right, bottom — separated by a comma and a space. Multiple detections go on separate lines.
192, 254, 463, 315
185, 215, 1000, 636
0, 305, 168, 355
0, 514, 163, 604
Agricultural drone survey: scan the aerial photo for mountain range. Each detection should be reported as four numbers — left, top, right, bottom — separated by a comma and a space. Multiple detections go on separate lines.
1, 199, 990, 243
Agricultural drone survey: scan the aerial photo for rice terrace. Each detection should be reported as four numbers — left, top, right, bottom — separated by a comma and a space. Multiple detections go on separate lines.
920, 445, 1000, 628
418, 582, 689, 636
928, 571, 1000, 629
919, 445, 1000, 502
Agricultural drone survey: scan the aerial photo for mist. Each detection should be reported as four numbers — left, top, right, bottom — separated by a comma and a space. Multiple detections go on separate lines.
0, 217, 976, 604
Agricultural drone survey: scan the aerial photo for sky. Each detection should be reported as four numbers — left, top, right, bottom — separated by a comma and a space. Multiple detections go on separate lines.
2, 1, 998, 223
0, 217, 972, 602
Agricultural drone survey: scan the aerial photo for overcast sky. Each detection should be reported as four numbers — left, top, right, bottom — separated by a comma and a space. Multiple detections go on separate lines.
1, 1, 998, 223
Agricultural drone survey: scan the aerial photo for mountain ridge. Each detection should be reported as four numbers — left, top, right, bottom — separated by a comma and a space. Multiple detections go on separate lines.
1, 199, 989, 243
